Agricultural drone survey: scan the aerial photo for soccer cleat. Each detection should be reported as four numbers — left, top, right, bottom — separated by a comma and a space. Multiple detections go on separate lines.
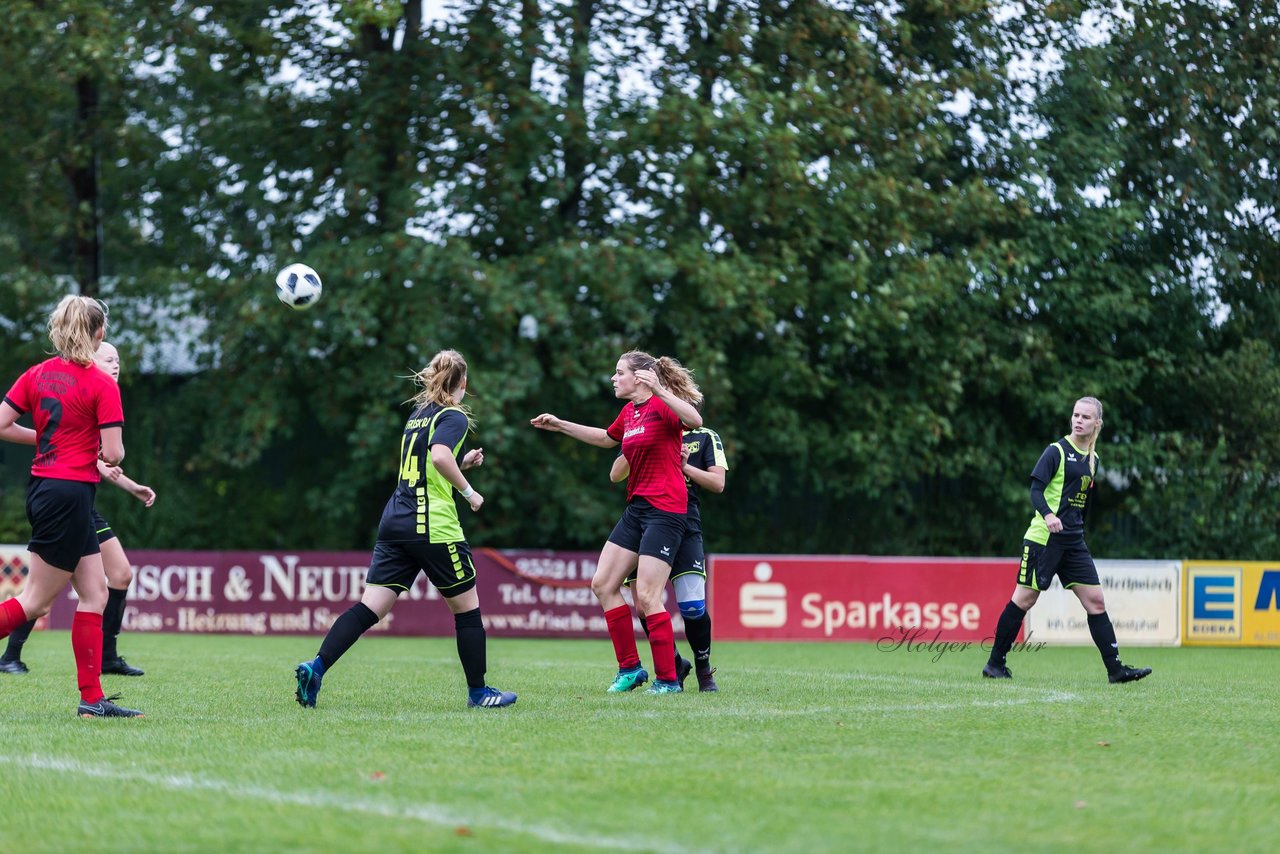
295, 661, 324, 707
78, 695, 144, 718
0, 658, 29, 675
696, 667, 719, 693
645, 679, 683, 694
982, 663, 1013, 679
468, 686, 518, 708
102, 657, 144, 676
606, 666, 649, 693
1108, 663, 1152, 684
675, 655, 692, 691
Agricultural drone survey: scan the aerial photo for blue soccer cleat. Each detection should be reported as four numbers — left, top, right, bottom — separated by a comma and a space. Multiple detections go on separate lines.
468, 686, 518, 708
295, 660, 324, 708
645, 679, 683, 695
607, 666, 649, 693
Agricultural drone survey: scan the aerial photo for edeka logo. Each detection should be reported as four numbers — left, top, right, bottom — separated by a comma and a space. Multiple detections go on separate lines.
739, 563, 787, 628
1187, 567, 1241, 641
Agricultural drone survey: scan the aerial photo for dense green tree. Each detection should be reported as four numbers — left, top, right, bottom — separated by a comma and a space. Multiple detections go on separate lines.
0, 0, 1274, 560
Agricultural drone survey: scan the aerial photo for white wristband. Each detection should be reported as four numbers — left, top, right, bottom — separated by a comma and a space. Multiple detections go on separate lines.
459, 485, 474, 499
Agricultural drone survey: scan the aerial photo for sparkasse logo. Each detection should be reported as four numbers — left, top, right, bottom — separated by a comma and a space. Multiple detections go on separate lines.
739, 563, 787, 628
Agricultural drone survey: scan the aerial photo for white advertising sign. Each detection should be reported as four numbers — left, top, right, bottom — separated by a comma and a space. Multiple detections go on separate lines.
1025, 559, 1181, 646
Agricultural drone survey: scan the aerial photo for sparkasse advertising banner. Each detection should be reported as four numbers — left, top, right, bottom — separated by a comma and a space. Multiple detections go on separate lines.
1025, 560, 1181, 646
1183, 560, 1280, 647
40, 549, 632, 639
709, 555, 1017, 642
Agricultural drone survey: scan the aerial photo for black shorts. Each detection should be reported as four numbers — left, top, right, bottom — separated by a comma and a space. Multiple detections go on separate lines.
607, 498, 686, 567
92, 508, 117, 545
26, 477, 99, 572
625, 530, 706, 587
366, 539, 477, 598
1017, 539, 1099, 591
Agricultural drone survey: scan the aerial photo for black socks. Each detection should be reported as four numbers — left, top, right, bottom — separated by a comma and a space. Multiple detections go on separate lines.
317, 602, 379, 670
1, 619, 35, 661
1087, 611, 1121, 670
684, 613, 713, 672
102, 587, 128, 661
987, 601, 1028, 667
454, 608, 487, 690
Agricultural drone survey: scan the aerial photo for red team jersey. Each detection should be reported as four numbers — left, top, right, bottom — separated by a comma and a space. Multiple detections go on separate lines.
4, 357, 124, 482
607, 396, 688, 514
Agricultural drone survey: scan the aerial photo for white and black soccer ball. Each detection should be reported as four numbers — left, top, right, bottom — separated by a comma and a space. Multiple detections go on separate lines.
275, 263, 322, 310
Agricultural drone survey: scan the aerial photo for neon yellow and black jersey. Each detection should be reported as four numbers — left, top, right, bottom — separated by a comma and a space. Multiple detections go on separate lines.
376, 403, 470, 544
1023, 436, 1097, 546
682, 427, 728, 535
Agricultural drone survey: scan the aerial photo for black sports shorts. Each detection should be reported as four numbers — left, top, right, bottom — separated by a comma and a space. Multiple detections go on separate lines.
607, 497, 686, 567
92, 508, 117, 545
626, 531, 706, 587
1017, 539, 1100, 591
366, 539, 477, 598
27, 477, 99, 572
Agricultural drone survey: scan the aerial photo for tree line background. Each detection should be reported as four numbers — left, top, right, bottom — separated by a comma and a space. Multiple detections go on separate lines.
0, 0, 1276, 559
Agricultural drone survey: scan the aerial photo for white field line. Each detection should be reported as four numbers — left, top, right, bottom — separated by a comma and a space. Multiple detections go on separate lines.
0, 753, 686, 854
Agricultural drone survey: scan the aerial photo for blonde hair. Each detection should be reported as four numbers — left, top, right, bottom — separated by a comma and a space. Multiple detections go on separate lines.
1076, 396, 1104, 474
410, 349, 474, 428
621, 350, 703, 408
48, 296, 108, 365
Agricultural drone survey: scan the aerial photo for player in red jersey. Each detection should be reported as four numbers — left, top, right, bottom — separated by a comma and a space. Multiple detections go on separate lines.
531, 350, 703, 694
0, 342, 156, 678
0, 297, 143, 718
613, 422, 728, 692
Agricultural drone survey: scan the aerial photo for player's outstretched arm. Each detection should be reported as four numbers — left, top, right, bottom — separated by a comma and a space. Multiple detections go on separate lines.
530, 413, 617, 448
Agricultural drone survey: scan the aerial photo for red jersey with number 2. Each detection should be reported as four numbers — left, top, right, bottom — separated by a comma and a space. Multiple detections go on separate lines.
4, 357, 124, 482
607, 396, 687, 514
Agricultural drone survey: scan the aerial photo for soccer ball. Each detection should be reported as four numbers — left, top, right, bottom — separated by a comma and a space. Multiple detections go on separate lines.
275, 263, 322, 310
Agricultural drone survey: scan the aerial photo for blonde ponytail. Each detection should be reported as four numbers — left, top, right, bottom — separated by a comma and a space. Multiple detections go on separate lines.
409, 349, 475, 429
48, 296, 107, 365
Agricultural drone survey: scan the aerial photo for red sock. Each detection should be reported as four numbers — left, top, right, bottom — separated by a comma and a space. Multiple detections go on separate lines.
604, 605, 641, 670
645, 609, 677, 683
72, 611, 105, 703
0, 598, 28, 639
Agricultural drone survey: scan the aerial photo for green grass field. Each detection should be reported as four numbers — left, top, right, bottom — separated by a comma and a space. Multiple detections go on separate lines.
0, 633, 1275, 852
